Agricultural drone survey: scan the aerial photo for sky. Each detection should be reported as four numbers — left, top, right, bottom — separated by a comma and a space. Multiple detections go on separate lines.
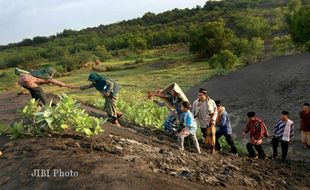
0, 0, 207, 45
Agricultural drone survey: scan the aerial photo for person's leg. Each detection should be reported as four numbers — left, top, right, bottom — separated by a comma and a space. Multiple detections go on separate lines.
104, 96, 119, 125
30, 86, 47, 105
246, 143, 256, 158
177, 128, 190, 150
224, 134, 237, 154
254, 144, 266, 159
215, 131, 223, 151
190, 134, 201, 153
210, 124, 216, 154
281, 140, 289, 161
271, 138, 279, 158
200, 127, 207, 139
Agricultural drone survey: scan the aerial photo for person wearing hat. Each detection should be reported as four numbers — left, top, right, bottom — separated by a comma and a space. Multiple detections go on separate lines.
300, 103, 310, 148
78, 72, 122, 127
17, 67, 75, 105
242, 112, 268, 159
271, 111, 294, 161
214, 100, 237, 154
192, 88, 217, 154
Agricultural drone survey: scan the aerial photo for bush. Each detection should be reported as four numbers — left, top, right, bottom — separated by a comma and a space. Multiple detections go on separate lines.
208, 50, 239, 69
235, 15, 271, 39
272, 35, 296, 56
230, 37, 264, 64
4, 94, 106, 139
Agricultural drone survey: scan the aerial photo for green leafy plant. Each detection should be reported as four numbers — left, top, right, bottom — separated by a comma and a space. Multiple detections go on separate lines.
15, 94, 106, 138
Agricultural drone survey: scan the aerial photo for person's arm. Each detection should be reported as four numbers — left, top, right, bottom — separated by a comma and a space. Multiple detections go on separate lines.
242, 122, 250, 136
220, 112, 228, 128
104, 80, 114, 96
290, 123, 294, 142
80, 83, 94, 90
47, 79, 67, 87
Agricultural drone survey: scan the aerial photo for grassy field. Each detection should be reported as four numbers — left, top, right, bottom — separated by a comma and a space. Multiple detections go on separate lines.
0, 46, 218, 128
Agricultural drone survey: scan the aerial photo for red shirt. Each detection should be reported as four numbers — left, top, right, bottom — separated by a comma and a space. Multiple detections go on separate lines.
243, 117, 268, 145
300, 111, 310, 132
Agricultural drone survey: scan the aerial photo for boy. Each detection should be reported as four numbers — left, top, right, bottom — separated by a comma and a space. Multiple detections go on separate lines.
215, 100, 237, 154
271, 111, 294, 161
243, 112, 268, 159
177, 101, 201, 153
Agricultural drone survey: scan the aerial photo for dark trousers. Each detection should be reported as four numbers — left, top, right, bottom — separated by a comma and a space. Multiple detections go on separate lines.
200, 127, 207, 139
246, 142, 266, 159
215, 131, 237, 154
271, 138, 289, 161
25, 86, 47, 105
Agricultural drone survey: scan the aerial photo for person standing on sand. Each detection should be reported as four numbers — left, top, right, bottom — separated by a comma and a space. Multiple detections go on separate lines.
300, 103, 310, 148
192, 88, 217, 154
214, 100, 237, 155
243, 112, 268, 159
16, 67, 75, 105
77, 72, 122, 127
271, 111, 294, 161
177, 101, 201, 153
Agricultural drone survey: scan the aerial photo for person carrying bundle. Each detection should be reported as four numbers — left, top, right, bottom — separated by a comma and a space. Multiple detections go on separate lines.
148, 82, 189, 134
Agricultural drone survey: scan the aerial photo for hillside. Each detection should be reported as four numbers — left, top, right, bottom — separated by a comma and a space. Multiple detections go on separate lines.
0, 0, 296, 72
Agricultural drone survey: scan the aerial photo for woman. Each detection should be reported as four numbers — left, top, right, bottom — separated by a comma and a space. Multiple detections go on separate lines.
17, 67, 74, 105
79, 72, 122, 127
149, 82, 189, 133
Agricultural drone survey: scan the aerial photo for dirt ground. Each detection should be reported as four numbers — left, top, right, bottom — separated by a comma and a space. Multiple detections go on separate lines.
186, 53, 310, 160
0, 53, 310, 190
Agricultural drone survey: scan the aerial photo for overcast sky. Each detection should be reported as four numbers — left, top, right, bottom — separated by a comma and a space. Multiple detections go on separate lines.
0, 0, 207, 45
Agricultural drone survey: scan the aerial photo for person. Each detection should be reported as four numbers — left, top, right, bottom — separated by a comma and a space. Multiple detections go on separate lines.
214, 100, 237, 154
243, 112, 268, 159
271, 111, 294, 161
149, 83, 189, 133
192, 88, 217, 154
177, 101, 201, 153
17, 67, 75, 105
300, 103, 310, 148
78, 72, 122, 127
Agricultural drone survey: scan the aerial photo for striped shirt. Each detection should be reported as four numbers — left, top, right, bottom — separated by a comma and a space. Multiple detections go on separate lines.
273, 119, 294, 141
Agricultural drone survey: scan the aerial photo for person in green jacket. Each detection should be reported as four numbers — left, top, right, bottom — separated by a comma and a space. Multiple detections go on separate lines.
79, 72, 122, 126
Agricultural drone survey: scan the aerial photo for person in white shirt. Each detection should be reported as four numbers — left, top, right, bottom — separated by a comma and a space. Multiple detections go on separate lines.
192, 88, 217, 154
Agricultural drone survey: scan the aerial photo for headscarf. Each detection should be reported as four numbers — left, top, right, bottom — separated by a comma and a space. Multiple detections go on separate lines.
88, 72, 107, 91
30, 67, 57, 79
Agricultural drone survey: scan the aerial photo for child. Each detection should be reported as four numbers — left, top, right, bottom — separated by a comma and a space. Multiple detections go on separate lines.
243, 112, 268, 159
177, 101, 201, 153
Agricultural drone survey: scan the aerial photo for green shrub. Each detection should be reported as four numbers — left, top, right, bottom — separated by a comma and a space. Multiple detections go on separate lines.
272, 35, 296, 56
208, 50, 239, 69
3, 94, 105, 139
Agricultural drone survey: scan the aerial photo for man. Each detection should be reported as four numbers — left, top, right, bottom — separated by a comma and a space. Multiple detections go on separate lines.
271, 111, 294, 161
192, 88, 217, 154
17, 67, 75, 105
215, 100, 237, 154
243, 112, 268, 159
177, 101, 201, 153
78, 72, 122, 127
300, 103, 310, 148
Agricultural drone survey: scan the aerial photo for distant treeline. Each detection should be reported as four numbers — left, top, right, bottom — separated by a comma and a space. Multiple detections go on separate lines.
0, 0, 308, 71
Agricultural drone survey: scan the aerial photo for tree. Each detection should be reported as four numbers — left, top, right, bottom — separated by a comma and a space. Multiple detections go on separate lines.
288, 6, 310, 50
235, 15, 271, 39
189, 21, 236, 58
